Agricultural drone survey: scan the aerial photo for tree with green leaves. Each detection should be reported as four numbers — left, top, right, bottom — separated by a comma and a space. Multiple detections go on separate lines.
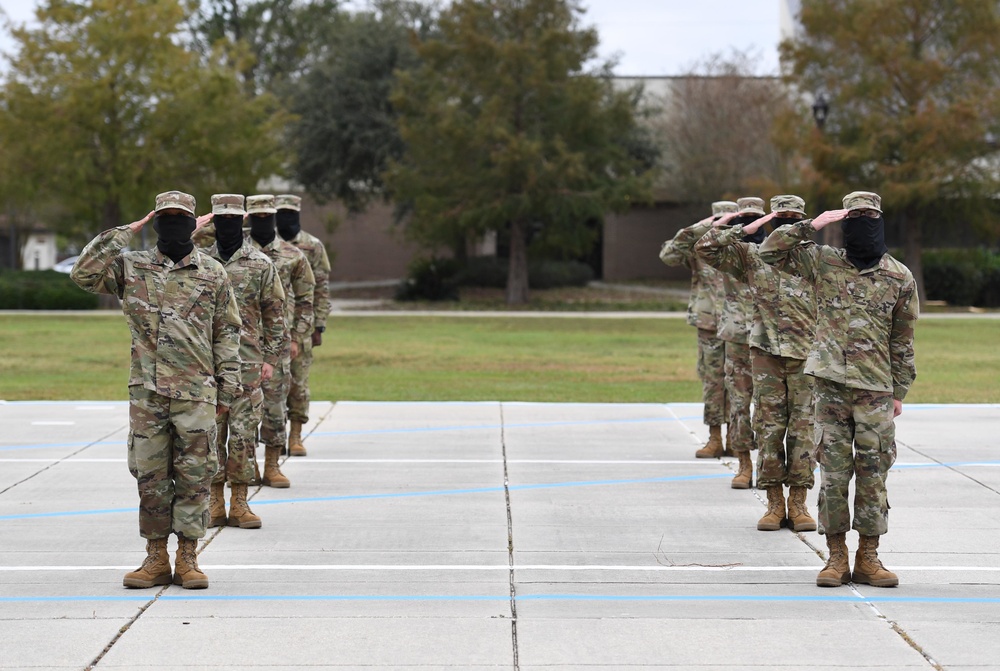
289, 0, 434, 210
0, 0, 286, 242
387, 0, 656, 304
780, 0, 1000, 302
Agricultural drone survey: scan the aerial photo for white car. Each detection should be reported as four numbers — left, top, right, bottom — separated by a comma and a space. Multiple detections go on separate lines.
52, 256, 79, 274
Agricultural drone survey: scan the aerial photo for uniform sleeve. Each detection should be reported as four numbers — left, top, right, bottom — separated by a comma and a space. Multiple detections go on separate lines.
758, 221, 819, 282
694, 225, 752, 282
212, 277, 243, 408
659, 220, 712, 267
291, 255, 316, 341
311, 244, 332, 331
192, 221, 216, 249
260, 263, 288, 367
70, 226, 133, 298
890, 276, 919, 401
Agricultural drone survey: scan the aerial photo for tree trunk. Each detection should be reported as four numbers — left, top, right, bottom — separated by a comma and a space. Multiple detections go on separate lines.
901, 210, 925, 308
506, 219, 530, 305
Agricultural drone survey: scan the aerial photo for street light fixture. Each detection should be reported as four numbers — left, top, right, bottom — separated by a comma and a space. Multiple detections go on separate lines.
812, 93, 830, 129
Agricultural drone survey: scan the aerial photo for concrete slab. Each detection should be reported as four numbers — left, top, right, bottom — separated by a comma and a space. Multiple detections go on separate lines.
0, 400, 998, 669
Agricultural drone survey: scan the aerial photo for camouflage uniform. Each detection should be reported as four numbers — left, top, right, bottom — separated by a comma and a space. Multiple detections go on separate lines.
207, 239, 287, 484
696, 198, 818, 490
659, 214, 729, 427
759, 196, 918, 537
71, 197, 241, 541
277, 196, 331, 427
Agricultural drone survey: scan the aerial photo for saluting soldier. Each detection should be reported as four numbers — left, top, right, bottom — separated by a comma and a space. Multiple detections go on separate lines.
695, 195, 818, 532
275, 194, 331, 457
71, 191, 241, 590
759, 191, 918, 588
198, 194, 287, 529
659, 202, 735, 458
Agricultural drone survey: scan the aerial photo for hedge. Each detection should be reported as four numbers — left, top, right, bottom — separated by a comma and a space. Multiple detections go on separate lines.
922, 248, 1000, 308
0, 270, 99, 310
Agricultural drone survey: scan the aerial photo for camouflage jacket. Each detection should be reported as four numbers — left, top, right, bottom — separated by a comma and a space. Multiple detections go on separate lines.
207, 241, 289, 390
251, 237, 315, 345
759, 220, 918, 399
285, 230, 332, 331
695, 224, 816, 360
685, 225, 753, 344
658, 220, 723, 331
71, 225, 242, 406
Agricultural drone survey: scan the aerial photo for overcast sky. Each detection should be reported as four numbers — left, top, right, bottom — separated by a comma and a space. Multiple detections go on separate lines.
0, 0, 782, 75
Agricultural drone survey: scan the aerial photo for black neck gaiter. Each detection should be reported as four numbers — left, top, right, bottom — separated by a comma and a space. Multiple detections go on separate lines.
214, 215, 244, 261
276, 209, 301, 241
249, 214, 276, 247
735, 214, 765, 243
842, 216, 888, 270
154, 213, 196, 263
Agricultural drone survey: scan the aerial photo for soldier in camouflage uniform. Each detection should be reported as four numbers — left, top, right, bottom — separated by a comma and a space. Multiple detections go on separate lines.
696, 195, 818, 532
760, 191, 918, 588
71, 191, 241, 590
694, 197, 763, 489
198, 194, 287, 530
275, 194, 332, 457
246, 194, 315, 488
659, 201, 735, 458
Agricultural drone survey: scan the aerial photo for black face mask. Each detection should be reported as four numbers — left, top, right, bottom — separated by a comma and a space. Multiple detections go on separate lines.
841, 215, 888, 270
154, 213, 196, 263
735, 214, 765, 243
276, 209, 301, 241
214, 214, 244, 261
249, 213, 276, 247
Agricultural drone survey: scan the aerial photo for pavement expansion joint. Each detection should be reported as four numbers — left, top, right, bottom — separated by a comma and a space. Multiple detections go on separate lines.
500, 402, 520, 671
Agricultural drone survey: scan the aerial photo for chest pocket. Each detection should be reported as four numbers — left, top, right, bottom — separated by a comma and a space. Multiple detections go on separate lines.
176, 274, 217, 320
126, 262, 163, 313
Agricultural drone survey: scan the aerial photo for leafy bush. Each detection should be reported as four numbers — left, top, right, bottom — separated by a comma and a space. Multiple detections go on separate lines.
0, 270, 99, 310
395, 257, 460, 301
458, 256, 508, 288
458, 257, 595, 289
922, 248, 997, 307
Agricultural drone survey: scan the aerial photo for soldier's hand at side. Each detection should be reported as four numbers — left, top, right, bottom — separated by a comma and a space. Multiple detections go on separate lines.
261, 363, 274, 382
129, 211, 155, 233
893, 399, 902, 417
713, 212, 739, 228
311, 330, 323, 347
742, 212, 774, 234
195, 213, 213, 229
216, 404, 228, 417
290, 340, 299, 360
811, 209, 849, 231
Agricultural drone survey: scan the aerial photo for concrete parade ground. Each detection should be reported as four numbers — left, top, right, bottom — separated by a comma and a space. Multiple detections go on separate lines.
1, 399, 998, 670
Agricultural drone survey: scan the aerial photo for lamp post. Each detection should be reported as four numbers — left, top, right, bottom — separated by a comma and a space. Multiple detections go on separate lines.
811, 93, 841, 246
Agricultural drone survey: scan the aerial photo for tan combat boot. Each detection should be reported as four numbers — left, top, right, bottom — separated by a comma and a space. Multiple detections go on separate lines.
288, 421, 307, 457
173, 536, 208, 589
228, 483, 262, 529
731, 451, 753, 489
816, 532, 850, 587
695, 425, 724, 458
208, 481, 227, 528
123, 538, 172, 589
756, 487, 786, 531
787, 486, 817, 532
262, 445, 290, 488
852, 535, 899, 587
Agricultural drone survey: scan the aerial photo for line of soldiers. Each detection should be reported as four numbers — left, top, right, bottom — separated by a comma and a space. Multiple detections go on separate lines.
72, 190, 331, 590
660, 191, 918, 588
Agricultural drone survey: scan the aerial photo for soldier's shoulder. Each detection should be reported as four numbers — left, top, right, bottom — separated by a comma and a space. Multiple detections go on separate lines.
879, 254, 914, 283
298, 231, 324, 247
194, 251, 229, 278
242, 246, 275, 267
278, 239, 307, 260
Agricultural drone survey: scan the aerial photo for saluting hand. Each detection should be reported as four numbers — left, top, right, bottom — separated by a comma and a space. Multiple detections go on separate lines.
810, 209, 849, 231
195, 213, 213, 229
128, 211, 155, 233
742, 212, 775, 234
713, 212, 739, 228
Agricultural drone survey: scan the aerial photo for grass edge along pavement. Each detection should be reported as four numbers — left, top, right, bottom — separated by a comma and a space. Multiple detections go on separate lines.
0, 313, 997, 403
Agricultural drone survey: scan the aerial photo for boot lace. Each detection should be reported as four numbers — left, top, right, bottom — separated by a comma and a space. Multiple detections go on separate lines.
180, 542, 200, 571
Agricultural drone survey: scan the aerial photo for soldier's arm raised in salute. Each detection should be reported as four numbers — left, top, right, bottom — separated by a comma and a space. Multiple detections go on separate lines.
694, 211, 765, 282
756, 210, 847, 280
659, 216, 715, 266
70, 211, 154, 296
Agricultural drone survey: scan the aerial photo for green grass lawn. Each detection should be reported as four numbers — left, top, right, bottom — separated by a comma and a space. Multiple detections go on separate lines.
0, 314, 997, 403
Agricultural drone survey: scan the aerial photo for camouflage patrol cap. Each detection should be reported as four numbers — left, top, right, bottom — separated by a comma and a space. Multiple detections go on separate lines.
770, 195, 806, 216
711, 201, 739, 216
246, 194, 277, 215
736, 197, 766, 216
211, 194, 245, 216
843, 191, 882, 212
154, 190, 196, 215
275, 194, 302, 211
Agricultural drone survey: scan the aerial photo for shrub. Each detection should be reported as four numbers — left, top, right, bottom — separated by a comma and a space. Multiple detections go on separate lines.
395, 257, 460, 301
458, 256, 508, 288
921, 248, 995, 307
0, 270, 99, 310
458, 257, 595, 289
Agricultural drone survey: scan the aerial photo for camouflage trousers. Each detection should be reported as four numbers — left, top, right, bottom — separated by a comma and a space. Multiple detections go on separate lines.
697, 328, 728, 426
261, 356, 291, 450
724, 341, 754, 453
127, 386, 218, 540
287, 337, 313, 424
813, 377, 896, 537
751, 349, 816, 489
213, 385, 264, 485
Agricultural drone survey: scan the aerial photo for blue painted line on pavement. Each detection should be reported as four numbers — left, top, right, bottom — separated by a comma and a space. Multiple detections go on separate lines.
2, 593, 999, 604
